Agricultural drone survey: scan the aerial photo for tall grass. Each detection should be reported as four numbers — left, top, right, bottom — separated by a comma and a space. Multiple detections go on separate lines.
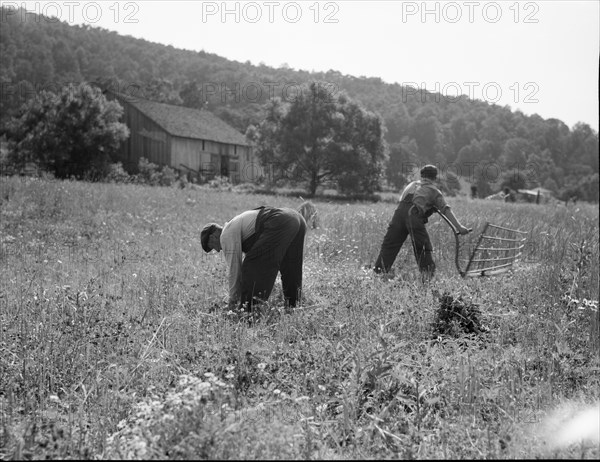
1, 176, 598, 459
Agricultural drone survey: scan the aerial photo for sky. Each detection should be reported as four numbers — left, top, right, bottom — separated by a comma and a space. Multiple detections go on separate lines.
9, 0, 600, 131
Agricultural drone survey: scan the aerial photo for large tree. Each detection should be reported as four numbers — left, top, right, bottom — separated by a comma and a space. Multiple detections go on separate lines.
6, 83, 129, 179
500, 137, 534, 168
249, 82, 387, 196
386, 137, 418, 189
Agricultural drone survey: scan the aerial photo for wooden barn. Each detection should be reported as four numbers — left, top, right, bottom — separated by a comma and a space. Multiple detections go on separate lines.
105, 91, 259, 183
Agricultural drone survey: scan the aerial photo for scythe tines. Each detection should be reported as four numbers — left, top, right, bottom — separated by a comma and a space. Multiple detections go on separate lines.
436, 210, 528, 278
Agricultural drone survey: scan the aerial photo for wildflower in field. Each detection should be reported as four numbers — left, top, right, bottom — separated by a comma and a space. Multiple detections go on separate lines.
105, 374, 234, 459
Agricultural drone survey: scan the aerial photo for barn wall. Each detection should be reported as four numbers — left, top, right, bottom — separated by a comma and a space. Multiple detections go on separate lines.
170, 138, 205, 172
109, 97, 170, 172
171, 138, 253, 184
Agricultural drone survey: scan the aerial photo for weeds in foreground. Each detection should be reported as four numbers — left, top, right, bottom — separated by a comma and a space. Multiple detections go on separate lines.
0, 177, 598, 459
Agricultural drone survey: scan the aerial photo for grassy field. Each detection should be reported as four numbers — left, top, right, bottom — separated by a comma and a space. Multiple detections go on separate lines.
0, 176, 598, 459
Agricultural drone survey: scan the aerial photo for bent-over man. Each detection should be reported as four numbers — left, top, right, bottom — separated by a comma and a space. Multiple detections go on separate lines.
201, 206, 307, 311
373, 164, 470, 282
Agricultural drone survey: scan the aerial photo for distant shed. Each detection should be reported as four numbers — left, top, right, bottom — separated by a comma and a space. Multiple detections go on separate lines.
517, 188, 555, 204
105, 90, 259, 183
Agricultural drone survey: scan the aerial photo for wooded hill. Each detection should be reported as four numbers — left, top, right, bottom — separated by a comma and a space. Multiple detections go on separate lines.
1, 6, 598, 200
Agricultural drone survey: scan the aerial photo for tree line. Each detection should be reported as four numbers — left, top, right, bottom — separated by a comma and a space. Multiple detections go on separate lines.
0, 6, 598, 201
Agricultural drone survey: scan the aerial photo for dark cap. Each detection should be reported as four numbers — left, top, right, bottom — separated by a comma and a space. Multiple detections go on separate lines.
201, 223, 220, 252
420, 164, 438, 180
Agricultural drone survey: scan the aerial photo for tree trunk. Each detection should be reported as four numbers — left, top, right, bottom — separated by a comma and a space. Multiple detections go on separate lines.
309, 171, 318, 197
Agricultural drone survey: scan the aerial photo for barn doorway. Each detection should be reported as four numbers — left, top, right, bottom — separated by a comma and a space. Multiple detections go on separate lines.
220, 155, 229, 177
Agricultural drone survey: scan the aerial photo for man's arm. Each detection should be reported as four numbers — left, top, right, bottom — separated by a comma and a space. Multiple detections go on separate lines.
443, 207, 470, 234
224, 248, 242, 307
220, 227, 243, 308
424, 185, 470, 235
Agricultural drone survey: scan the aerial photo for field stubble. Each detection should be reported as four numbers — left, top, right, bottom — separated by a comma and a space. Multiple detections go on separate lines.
0, 176, 598, 459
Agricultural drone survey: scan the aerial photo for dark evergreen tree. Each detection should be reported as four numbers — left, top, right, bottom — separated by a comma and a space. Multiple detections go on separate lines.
5, 83, 129, 179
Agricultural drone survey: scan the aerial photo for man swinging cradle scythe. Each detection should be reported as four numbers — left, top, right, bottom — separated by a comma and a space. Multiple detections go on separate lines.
373, 165, 470, 282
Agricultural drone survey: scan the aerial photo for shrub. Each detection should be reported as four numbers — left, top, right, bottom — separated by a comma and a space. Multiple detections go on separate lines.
159, 165, 177, 186
208, 175, 232, 190
136, 157, 161, 185
177, 173, 189, 189
106, 162, 132, 183
232, 182, 257, 194
432, 291, 488, 337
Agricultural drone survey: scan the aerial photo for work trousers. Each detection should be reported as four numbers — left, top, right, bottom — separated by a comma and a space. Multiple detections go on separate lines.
240, 207, 307, 310
374, 202, 435, 279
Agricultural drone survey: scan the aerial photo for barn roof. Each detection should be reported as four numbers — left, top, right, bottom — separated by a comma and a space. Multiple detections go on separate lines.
109, 91, 250, 146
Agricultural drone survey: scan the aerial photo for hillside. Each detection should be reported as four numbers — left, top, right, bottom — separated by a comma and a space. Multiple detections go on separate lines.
0, 6, 598, 200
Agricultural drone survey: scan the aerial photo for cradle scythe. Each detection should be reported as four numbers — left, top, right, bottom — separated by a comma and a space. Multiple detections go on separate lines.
435, 208, 528, 278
